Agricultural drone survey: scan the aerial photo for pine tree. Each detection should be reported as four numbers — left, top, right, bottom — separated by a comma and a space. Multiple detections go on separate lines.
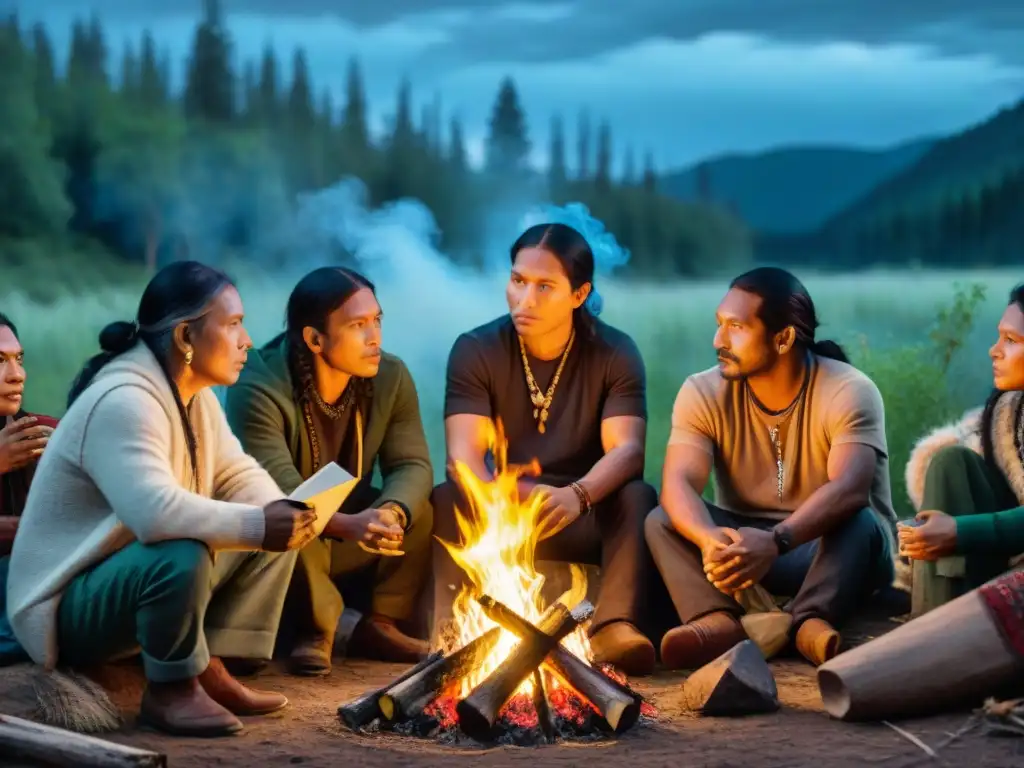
119, 41, 139, 99
548, 114, 566, 189
183, 0, 235, 124
594, 119, 612, 191
257, 44, 279, 126
642, 151, 657, 193
341, 57, 369, 153
137, 31, 165, 109
448, 116, 467, 175
286, 48, 315, 133
30, 23, 56, 115
84, 13, 108, 86
622, 147, 636, 185
484, 76, 530, 174
66, 20, 91, 90
576, 110, 591, 180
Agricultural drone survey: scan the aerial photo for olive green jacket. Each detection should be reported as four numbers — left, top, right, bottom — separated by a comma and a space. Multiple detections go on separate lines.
224, 335, 432, 519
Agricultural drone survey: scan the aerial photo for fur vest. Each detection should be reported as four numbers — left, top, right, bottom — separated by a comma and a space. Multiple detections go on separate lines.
904, 390, 1024, 512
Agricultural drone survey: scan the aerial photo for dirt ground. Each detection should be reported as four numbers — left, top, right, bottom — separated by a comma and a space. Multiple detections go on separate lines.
3, 614, 1023, 768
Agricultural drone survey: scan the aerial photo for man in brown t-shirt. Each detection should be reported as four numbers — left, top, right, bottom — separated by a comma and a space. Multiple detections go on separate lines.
646, 267, 897, 669
434, 222, 659, 676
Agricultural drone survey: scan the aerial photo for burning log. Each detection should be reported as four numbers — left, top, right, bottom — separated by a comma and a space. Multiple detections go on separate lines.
337, 651, 444, 731
456, 600, 595, 742
531, 669, 555, 743
378, 627, 503, 723
477, 593, 642, 734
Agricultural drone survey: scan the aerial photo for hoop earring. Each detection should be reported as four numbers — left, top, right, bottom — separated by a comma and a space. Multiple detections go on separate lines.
184, 348, 194, 366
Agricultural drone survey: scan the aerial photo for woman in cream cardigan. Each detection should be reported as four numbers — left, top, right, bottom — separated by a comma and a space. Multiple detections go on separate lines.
6, 261, 319, 738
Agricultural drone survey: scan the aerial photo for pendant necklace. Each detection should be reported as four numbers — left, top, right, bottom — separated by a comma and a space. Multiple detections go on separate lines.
518, 330, 575, 434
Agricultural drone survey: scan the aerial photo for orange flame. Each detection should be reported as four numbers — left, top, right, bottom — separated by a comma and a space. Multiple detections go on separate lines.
436, 420, 592, 699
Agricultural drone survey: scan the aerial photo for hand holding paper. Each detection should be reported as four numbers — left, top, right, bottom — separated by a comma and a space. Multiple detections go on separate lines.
288, 462, 360, 536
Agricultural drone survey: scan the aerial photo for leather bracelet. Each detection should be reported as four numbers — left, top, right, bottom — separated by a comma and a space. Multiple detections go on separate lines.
569, 481, 593, 515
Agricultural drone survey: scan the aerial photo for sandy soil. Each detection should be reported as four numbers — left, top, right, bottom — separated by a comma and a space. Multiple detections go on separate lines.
3, 615, 1022, 768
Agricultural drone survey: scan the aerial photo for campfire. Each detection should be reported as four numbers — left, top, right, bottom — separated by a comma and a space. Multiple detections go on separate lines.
337, 423, 655, 745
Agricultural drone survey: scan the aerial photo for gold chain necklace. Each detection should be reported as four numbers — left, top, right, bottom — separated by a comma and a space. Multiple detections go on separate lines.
518, 329, 575, 434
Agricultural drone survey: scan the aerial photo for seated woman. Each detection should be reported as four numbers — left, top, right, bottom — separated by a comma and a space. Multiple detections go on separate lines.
900, 284, 1024, 602
5, 261, 319, 738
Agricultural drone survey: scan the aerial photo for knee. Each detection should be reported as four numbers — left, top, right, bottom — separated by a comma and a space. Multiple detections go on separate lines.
925, 445, 983, 486
141, 539, 213, 587
643, 505, 673, 544
614, 479, 659, 517
404, 500, 434, 550
827, 508, 883, 546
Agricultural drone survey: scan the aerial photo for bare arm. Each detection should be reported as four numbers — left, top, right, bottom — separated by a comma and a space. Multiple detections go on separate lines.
780, 442, 875, 545
444, 413, 494, 482
577, 415, 645, 504
660, 442, 718, 547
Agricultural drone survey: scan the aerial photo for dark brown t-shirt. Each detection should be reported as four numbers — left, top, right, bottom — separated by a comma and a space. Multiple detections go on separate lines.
444, 315, 647, 479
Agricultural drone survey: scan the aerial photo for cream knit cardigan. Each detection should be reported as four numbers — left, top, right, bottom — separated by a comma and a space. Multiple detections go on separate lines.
6, 343, 282, 669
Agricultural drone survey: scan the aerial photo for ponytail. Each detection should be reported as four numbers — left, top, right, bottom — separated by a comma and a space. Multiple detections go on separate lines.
810, 339, 850, 364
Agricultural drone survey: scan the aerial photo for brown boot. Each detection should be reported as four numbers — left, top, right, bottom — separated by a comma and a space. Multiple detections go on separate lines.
795, 618, 841, 666
590, 621, 656, 676
138, 678, 244, 737
199, 657, 288, 716
349, 615, 429, 663
288, 636, 333, 677
660, 611, 748, 670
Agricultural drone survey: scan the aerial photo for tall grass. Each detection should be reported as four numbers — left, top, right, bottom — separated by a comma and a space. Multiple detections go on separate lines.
4, 266, 1016, 519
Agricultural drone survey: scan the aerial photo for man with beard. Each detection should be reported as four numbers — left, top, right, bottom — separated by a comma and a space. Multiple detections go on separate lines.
432, 222, 659, 676
645, 267, 897, 669
226, 268, 433, 676
0, 313, 58, 556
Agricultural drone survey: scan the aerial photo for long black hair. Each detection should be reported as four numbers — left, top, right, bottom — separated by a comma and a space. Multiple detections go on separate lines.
67, 261, 235, 487
271, 266, 377, 402
730, 266, 849, 364
980, 282, 1024, 468
0, 312, 19, 339
510, 222, 602, 337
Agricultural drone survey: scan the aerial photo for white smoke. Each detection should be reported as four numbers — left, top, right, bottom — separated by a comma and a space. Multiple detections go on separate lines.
252, 177, 633, 470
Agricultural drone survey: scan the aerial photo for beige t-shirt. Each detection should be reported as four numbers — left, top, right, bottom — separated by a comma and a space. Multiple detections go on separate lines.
668, 355, 896, 545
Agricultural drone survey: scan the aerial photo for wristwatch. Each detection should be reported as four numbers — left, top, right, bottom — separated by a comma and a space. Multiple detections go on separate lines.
772, 525, 793, 555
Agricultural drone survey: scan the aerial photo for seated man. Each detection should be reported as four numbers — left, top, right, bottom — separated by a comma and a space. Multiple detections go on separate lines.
226, 267, 434, 676
432, 222, 659, 676
899, 283, 1024, 597
0, 312, 58, 556
646, 267, 896, 669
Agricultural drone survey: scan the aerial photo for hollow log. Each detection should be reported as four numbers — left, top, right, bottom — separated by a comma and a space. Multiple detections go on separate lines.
379, 627, 502, 722
337, 651, 444, 730
456, 600, 594, 742
478, 594, 642, 733
818, 588, 1024, 721
0, 713, 165, 768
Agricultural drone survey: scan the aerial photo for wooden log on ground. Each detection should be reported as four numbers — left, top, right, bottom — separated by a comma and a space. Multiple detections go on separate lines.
378, 627, 502, 722
818, 589, 1024, 721
456, 600, 594, 742
478, 594, 641, 733
337, 650, 444, 730
0, 713, 165, 768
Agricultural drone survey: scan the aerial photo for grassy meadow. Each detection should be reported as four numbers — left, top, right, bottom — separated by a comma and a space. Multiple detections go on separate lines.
4, 265, 1017, 520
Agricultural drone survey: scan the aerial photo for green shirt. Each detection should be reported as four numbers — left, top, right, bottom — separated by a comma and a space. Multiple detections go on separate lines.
956, 506, 1024, 557
224, 335, 433, 521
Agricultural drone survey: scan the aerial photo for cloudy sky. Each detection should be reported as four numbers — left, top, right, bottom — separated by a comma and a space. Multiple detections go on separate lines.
12, 0, 1024, 172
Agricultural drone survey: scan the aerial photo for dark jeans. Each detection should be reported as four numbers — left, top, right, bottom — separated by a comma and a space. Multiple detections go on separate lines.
644, 502, 893, 631
431, 475, 657, 636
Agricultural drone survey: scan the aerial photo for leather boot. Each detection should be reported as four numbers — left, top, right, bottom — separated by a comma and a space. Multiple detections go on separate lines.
590, 621, 656, 676
138, 678, 244, 737
795, 617, 841, 666
348, 615, 429, 663
199, 657, 289, 716
288, 636, 333, 677
660, 611, 748, 670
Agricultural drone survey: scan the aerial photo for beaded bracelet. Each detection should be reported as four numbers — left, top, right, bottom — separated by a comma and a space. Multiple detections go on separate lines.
569, 481, 593, 515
